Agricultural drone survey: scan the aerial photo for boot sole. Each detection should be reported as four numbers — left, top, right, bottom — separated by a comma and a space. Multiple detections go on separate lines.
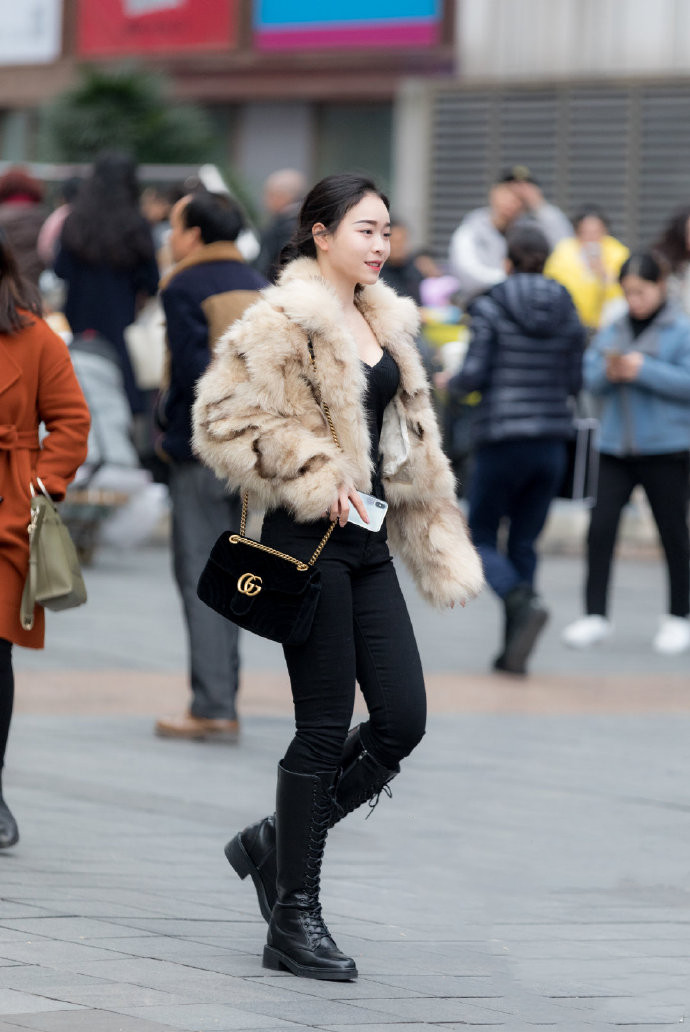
502, 608, 549, 674
263, 944, 357, 981
224, 836, 274, 923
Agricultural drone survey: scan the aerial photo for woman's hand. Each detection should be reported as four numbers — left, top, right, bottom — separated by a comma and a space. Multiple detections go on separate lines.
326, 485, 368, 527
606, 351, 643, 382
433, 369, 453, 391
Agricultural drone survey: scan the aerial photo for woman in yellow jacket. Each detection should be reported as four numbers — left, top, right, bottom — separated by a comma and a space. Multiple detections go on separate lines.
544, 208, 629, 333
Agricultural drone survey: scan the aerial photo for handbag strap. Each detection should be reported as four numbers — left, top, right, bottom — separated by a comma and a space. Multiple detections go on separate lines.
20, 495, 46, 631
239, 337, 341, 568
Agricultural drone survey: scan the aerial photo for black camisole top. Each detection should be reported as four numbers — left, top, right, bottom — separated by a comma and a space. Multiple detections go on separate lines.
362, 349, 400, 498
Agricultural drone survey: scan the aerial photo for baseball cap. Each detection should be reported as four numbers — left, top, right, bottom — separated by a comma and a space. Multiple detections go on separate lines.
498, 164, 539, 186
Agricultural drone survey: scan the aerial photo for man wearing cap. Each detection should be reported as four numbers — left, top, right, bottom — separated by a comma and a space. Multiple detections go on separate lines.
449, 166, 571, 304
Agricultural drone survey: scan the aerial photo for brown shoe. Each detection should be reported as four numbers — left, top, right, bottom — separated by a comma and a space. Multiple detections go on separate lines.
155, 713, 239, 742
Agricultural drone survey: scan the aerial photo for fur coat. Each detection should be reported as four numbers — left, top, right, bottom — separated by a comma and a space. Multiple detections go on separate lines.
192, 257, 483, 607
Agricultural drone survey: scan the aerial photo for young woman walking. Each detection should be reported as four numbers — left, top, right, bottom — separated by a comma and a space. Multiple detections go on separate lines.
192, 173, 483, 981
0, 230, 90, 847
562, 252, 690, 654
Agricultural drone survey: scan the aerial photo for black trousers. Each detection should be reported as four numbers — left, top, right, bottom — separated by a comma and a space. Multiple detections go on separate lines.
586, 451, 690, 618
261, 510, 427, 775
0, 638, 13, 780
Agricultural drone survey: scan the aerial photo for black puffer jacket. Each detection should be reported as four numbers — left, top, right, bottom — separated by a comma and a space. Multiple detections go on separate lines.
449, 274, 585, 445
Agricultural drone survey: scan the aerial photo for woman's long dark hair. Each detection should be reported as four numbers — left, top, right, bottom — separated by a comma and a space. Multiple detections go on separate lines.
653, 206, 690, 272
280, 173, 389, 269
60, 151, 155, 269
0, 229, 41, 334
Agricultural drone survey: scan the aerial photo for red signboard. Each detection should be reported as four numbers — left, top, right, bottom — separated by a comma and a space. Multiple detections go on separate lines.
77, 0, 236, 56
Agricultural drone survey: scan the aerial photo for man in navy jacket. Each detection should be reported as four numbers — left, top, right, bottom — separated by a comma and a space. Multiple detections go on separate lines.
156, 192, 267, 740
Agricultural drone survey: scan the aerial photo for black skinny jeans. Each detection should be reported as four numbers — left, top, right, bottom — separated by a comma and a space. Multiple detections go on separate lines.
261, 510, 427, 775
0, 638, 14, 779
586, 451, 690, 618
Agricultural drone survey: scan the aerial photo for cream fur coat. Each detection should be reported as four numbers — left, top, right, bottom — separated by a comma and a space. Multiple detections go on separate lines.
192, 257, 483, 607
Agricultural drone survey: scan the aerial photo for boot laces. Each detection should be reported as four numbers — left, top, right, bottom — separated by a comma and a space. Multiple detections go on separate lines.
300, 902, 333, 947
365, 781, 393, 818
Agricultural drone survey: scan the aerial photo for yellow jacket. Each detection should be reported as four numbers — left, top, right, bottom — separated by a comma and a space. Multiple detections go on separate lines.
544, 235, 629, 329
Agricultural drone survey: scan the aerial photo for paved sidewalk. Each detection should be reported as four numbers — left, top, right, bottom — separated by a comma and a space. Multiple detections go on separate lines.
2, 543, 689, 1030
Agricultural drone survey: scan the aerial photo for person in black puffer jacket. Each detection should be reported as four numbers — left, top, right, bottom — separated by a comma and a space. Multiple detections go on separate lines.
447, 225, 585, 674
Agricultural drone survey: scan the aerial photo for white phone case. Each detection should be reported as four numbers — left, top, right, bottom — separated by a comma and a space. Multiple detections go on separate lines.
347, 493, 388, 532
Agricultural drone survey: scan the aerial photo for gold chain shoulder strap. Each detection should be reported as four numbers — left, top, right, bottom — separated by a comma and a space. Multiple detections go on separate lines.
238, 337, 340, 568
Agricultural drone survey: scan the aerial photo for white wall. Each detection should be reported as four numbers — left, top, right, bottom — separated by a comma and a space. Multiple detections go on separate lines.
457, 0, 690, 80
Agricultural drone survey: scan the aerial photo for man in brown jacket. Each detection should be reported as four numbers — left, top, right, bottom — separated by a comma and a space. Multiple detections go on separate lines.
154, 192, 267, 742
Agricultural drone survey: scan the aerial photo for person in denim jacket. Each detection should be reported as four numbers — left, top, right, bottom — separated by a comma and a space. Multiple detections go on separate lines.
563, 252, 690, 655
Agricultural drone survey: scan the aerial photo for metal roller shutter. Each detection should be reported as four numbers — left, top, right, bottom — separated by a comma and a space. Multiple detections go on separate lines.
428, 79, 690, 259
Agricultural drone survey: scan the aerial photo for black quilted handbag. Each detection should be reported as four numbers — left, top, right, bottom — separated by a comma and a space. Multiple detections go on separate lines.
197, 514, 335, 646
197, 338, 339, 646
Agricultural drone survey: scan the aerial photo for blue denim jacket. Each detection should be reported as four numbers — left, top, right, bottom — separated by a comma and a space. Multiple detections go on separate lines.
584, 304, 690, 456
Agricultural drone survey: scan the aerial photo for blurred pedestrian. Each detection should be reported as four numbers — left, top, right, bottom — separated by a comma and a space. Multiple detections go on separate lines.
448, 166, 571, 305
448, 176, 523, 303
544, 207, 629, 333
504, 165, 572, 249
379, 219, 423, 302
0, 230, 90, 848
36, 176, 82, 268
443, 226, 585, 674
654, 206, 690, 314
255, 168, 306, 283
0, 166, 49, 287
54, 151, 159, 416
154, 192, 267, 742
562, 253, 690, 655
413, 247, 460, 308
192, 173, 482, 980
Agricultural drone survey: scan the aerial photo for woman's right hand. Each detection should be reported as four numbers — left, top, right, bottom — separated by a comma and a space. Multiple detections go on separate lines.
327, 485, 368, 527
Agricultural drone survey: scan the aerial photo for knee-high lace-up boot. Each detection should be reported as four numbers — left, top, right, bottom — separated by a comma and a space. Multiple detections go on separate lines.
225, 726, 398, 923
262, 762, 357, 980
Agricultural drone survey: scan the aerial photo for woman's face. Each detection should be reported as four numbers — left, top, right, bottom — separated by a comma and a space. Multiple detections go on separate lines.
621, 274, 666, 319
314, 193, 391, 287
576, 215, 606, 244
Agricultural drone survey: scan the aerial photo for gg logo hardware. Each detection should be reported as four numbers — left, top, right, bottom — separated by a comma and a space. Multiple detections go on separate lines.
237, 572, 263, 597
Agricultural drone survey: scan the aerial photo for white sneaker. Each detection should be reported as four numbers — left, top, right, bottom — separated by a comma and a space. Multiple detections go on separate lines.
561, 615, 612, 649
652, 616, 690, 655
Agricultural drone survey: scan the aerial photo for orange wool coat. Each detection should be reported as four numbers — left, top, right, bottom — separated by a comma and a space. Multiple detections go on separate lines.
0, 315, 90, 648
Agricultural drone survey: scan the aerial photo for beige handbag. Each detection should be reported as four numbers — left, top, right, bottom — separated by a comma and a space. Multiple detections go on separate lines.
20, 479, 87, 631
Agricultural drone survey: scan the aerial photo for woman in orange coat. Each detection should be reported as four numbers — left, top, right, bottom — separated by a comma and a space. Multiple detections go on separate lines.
0, 229, 90, 848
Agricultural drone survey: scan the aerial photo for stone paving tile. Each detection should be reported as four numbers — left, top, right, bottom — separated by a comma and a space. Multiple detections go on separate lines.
114, 1004, 307, 1030
213, 997, 411, 1026
366, 973, 506, 997
323, 1025, 450, 1032
0, 990, 83, 1017
0, 940, 125, 970
3, 1011, 180, 1031
347, 996, 515, 1023
255, 973, 426, 1000
0, 919, 159, 942
0, 966, 117, 993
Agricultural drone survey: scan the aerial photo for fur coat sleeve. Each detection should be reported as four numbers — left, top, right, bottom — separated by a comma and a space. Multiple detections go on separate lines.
192, 298, 363, 522
192, 258, 483, 607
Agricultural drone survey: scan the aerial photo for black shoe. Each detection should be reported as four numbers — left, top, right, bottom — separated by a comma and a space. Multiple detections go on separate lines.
0, 797, 19, 849
263, 763, 357, 981
225, 816, 276, 923
225, 726, 398, 924
497, 584, 549, 675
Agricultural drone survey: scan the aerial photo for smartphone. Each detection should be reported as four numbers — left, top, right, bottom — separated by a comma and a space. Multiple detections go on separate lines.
347, 493, 388, 532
